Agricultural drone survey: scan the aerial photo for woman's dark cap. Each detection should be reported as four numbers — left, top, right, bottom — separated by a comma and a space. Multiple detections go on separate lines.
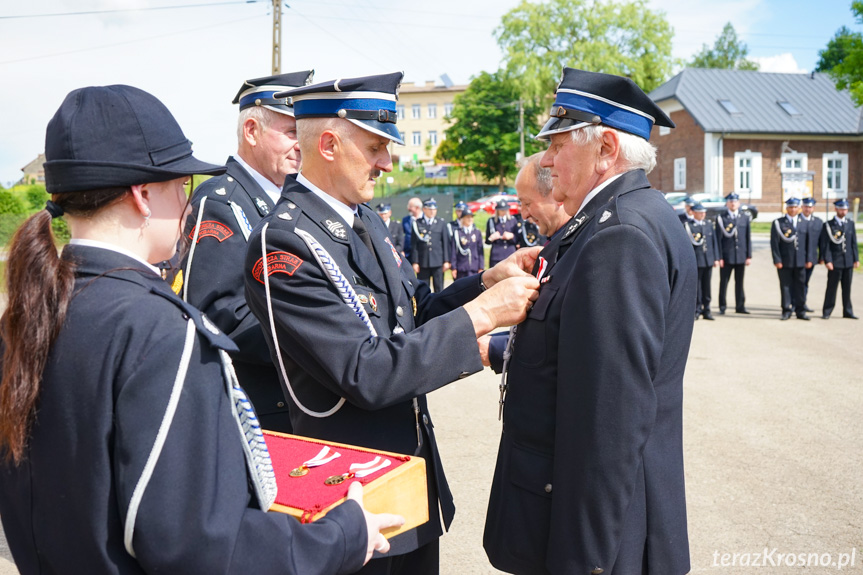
43, 85, 225, 194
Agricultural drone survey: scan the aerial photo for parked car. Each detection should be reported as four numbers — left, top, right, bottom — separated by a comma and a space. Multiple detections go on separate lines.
672, 193, 758, 222
466, 194, 521, 216
663, 192, 688, 206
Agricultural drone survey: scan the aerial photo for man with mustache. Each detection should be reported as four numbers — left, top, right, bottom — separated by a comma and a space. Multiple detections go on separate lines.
243, 72, 540, 575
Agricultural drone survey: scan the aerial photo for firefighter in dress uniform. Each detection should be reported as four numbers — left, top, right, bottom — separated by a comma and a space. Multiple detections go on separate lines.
715, 192, 752, 314
687, 202, 719, 320
486, 200, 520, 267
820, 198, 859, 319
410, 198, 451, 292
450, 207, 484, 279
770, 197, 812, 320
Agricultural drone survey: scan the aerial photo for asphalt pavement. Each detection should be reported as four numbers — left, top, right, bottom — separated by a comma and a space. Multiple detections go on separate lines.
1, 234, 861, 573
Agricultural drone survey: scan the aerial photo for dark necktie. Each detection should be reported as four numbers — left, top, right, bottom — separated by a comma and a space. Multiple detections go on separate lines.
353, 212, 375, 255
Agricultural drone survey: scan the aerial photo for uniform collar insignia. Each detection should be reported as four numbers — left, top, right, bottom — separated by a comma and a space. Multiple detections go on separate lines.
599, 210, 612, 223
254, 196, 270, 216
563, 214, 588, 239
322, 218, 348, 240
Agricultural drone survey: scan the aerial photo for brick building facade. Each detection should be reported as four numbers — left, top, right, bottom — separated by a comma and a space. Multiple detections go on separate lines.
649, 69, 863, 215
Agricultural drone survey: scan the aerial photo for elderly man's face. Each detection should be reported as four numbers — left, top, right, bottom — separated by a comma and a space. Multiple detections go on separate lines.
256, 113, 300, 187
517, 168, 562, 237
541, 131, 600, 216
408, 200, 422, 217
333, 126, 392, 205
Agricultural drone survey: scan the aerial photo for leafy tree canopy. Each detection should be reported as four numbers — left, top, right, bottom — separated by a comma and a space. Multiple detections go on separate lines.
444, 72, 544, 191
495, 0, 673, 105
689, 22, 759, 70
819, 3, 863, 106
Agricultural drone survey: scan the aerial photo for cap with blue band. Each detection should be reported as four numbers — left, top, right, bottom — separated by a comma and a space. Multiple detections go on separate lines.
537, 67, 674, 141
276, 72, 405, 145
232, 70, 315, 116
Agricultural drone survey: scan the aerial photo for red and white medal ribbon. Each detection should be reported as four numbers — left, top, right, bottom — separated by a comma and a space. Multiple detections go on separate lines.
349, 456, 391, 478
304, 446, 341, 468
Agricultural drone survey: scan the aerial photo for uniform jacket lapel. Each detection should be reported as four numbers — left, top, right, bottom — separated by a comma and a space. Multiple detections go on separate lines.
226, 157, 276, 216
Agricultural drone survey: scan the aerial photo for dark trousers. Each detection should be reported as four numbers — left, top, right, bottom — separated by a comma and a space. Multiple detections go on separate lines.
718, 263, 746, 311
777, 266, 806, 312
418, 266, 444, 293
696, 266, 713, 314
823, 266, 854, 317
804, 266, 814, 302
356, 539, 440, 575
454, 267, 479, 279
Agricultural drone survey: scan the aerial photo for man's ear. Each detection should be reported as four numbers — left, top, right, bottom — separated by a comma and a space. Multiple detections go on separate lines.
596, 129, 620, 175
319, 129, 338, 163
243, 118, 261, 147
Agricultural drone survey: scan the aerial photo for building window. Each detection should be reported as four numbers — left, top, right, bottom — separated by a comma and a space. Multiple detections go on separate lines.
444, 102, 454, 117
781, 152, 807, 173
734, 150, 762, 199
397, 105, 405, 120
718, 99, 742, 115
777, 101, 801, 116
399, 131, 405, 144
673, 158, 686, 191
429, 131, 438, 146
412, 131, 422, 146
428, 103, 437, 119
659, 126, 671, 136
823, 152, 849, 199
412, 104, 421, 119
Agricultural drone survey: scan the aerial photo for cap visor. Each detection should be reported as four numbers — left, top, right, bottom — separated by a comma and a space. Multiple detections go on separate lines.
535, 117, 589, 141
346, 118, 404, 145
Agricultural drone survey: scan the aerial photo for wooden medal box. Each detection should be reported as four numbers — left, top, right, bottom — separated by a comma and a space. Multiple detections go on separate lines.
264, 431, 428, 539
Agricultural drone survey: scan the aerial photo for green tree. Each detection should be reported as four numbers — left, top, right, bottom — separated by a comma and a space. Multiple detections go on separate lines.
689, 22, 759, 70
433, 137, 459, 164
819, 3, 863, 105
495, 0, 673, 105
444, 72, 543, 192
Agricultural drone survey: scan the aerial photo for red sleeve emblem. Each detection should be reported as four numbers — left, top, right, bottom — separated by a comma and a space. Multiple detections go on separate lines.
252, 251, 303, 283
189, 220, 234, 243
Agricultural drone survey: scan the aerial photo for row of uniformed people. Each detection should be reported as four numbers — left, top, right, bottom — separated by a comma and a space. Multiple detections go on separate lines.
682, 195, 858, 321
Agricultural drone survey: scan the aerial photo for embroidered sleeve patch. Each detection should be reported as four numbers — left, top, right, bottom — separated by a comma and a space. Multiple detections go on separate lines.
189, 220, 234, 243
252, 251, 303, 283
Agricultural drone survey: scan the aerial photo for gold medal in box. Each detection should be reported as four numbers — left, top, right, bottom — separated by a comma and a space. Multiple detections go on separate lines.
265, 432, 428, 539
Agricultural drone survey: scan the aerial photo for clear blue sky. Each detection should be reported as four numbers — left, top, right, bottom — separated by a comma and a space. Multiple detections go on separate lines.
0, 0, 858, 186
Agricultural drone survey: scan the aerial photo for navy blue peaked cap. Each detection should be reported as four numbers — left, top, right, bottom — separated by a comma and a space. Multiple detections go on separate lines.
233, 70, 314, 116
834, 198, 850, 208
785, 197, 801, 206
802, 197, 816, 206
692, 203, 706, 212
375, 203, 391, 213
725, 193, 740, 201
276, 72, 405, 145
537, 68, 674, 141
44, 85, 225, 194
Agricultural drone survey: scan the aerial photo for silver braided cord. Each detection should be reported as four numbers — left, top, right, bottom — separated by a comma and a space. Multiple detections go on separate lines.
772, 219, 799, 244
716, 215, 740, 239
220, 349, 277, 510
824, 220, 847, 245
261, 223, 346, 418
296, 228, 379, 337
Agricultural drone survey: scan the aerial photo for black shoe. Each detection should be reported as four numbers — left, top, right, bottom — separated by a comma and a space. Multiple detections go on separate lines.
844, 314, 859, 319
702, 312, 715, 320
822, 314, 830, 320
736, 308, 751, 314
796, 312, 810, 320
694, 313, 700, 321
781, 311, 792, 321
719, 308, 726, 315
804, 306, 814, 312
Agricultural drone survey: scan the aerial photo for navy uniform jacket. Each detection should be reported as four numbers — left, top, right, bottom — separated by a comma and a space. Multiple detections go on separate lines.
820, 217, 859, 268
401, 215, 414, 259
244, 176, 485, 555
410, 216, 450, 268
484, 170, 695, 575
385, 218, 405, 254
770, 216, 810, 268
0, 245, 366, 575
686, 219, 719, 267
180, 157, 290, 429
486, 215, 520, 264
714, 210, 752, 264
450, 225, 484, 274
803, 215, 823, 263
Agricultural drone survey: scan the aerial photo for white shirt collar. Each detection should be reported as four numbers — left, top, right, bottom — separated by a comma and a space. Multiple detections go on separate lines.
234, 154, 283, 204
297, 172, 357, 225
576, 173, 624, 216
836, 216, 846, 224
68, 239, 161, 275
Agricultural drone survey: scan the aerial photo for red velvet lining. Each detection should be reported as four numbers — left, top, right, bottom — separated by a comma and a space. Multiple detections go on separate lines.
264, 432, 410, 522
